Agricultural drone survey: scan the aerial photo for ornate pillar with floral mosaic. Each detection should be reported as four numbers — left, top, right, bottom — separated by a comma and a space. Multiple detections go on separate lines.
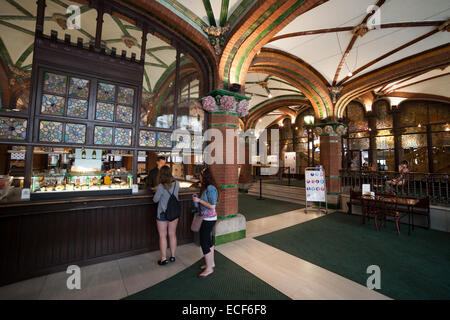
200, 89, 250, 245
314, 122, 347, 203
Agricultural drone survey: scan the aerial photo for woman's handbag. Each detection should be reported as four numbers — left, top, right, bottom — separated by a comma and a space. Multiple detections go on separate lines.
191, 212, 203, 232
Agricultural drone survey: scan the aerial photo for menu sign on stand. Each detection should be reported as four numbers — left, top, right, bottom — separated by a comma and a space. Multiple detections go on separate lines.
305, 166, 327, 214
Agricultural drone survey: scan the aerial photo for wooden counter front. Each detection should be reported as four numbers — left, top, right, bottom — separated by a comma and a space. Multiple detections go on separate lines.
0, 190, 197, 286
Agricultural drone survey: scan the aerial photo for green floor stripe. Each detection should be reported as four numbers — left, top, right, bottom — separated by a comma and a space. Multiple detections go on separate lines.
238, 193, 304, 221
124, 251, 290, 300
256, 212, 450, 300
214, 229, 246, 245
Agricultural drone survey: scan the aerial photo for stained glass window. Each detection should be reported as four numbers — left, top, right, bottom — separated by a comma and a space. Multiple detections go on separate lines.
117, 87, 134, 105
39, 121, 63, 142
94, 126, 113, 145
41, 94, 65, 115
400, 102, 427, 127
401, 134, 427, 149
0, 117, 27, 140
96, 102, 114, 121
348, 138, 369, 150
139, 130, 156, 147
376, 136, 394, 150
116, 105, 133, 123
43, 72, 67, 95
114, 128, 132, 146
67, 98, 88, 118
157, 132, 172, 147
65, 123, 86, 144
347, 103, 369, 132
97, 82, 116, 102
374, 101, 392, 129
69, 77, 90, 99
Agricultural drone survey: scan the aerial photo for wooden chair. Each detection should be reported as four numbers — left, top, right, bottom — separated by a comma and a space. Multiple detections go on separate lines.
348, 189, 362, 215
378, 196, 402, 235
361, 196, 381, 230
411, 196, 430, 229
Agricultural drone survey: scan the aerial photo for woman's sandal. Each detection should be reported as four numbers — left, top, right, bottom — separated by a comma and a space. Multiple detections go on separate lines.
169, 257, 176, 263
198, 270, 214, 278
157, 259, 169, 266
200, 264, 215, 270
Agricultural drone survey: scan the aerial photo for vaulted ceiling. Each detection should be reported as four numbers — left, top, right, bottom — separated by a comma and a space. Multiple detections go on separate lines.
1, 0, 449, 123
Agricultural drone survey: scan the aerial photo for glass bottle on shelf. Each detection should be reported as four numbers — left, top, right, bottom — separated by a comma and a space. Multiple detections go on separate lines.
92, 150, 97, 159
82, 149, 86, 159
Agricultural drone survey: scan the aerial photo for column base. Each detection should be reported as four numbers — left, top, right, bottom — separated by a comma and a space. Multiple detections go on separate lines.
213, 213, 246, 245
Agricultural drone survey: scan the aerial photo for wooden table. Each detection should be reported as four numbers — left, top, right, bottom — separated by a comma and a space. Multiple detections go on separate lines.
360, 195, 419, 235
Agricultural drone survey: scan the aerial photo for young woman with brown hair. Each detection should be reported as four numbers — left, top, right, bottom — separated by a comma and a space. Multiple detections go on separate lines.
153, 165, 179, 265
192, 166, 219, 278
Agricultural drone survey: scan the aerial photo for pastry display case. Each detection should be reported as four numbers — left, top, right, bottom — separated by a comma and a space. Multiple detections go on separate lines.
30, 147, 133, 197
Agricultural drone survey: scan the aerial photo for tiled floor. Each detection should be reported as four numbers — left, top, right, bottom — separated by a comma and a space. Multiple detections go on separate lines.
0, 208, 389, 300
0, 244, 203, 300
216, 238, 389, 300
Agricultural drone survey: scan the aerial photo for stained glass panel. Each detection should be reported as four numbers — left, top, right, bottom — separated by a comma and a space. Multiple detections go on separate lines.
65, 123, 86, 144
348, 138, 369, 150
375, 102, 393, 129
116, 105, 133, 123
43, 72, 67, 95
157, 132, 172, 147
97, 82, 116, 102
401, 134, 427, 149
94, 126, 113, 145
376, 136, 394, 150
96, 102, 114, 121
114, 128, 132, 146
139, 130, 156, 147
347, 103, 369, 132
117, 87, 134, 105
67, 98, 88, 118
0, 117, 27, 140
69, 77, 90, 98
39, 121, 63, 142
400, 103, 427, 127
41, 94, 65, 115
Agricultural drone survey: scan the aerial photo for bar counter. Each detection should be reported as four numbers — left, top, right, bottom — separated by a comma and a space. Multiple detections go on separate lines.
0, 188, 198, 286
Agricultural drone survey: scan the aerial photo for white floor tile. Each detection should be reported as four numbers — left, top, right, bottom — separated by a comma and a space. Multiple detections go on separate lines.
217, 238, 390, 300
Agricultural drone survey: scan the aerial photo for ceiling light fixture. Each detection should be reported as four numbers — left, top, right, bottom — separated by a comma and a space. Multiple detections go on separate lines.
268, 93, 272, 98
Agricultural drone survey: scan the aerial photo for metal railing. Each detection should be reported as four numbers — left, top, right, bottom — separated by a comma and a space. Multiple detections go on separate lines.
340, 169, 450, 206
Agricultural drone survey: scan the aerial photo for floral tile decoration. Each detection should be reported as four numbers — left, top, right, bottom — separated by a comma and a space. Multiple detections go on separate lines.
39, 121, 63, 142
114, 128, 132, 146
65, 123, 86, 144
116, 105, 133, 123
41, 94, 65, 115
97, 82, 116, 102
43, 72, 67, 95
139, 130, 156, 147
67, 98, 88, 118
117, 86, 134, 105
0, 117, 27, 140
96, 102, 114, 121
94, 126, 113, 145
157, 132, 172, 147
69, 77, 90, 99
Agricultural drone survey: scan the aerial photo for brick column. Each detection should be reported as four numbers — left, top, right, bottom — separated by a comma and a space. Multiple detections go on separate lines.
320, 135, 342, 193
202, 89, 249, 245
315, 123, 347, 196
209, 110, 239, 217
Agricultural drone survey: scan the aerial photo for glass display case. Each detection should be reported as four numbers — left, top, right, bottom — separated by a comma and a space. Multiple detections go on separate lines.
31, 171, 132, 193
31, 147, 133, 195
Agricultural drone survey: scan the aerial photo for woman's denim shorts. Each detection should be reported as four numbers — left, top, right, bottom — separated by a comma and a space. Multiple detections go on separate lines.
156, 212, 167, 222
